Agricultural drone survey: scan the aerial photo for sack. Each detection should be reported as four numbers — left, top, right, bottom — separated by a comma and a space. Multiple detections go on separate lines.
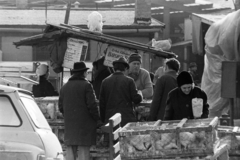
192, 98, 203, 118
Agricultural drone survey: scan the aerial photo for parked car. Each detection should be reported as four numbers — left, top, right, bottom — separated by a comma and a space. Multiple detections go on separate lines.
0, 84, 63, 160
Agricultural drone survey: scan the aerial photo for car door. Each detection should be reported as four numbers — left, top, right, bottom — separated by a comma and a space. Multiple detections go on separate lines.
0, 92, 44, 160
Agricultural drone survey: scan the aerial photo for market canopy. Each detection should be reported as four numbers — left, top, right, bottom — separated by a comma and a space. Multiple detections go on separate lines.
14, 23, 176, 58
14, 23, 176, 73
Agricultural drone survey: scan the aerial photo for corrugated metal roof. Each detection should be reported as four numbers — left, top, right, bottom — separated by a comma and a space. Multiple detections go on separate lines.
0, 9, 164, 26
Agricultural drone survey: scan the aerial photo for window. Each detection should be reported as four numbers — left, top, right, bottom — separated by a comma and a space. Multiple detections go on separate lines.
20, 94, 50, 130
0, 96, 21, 126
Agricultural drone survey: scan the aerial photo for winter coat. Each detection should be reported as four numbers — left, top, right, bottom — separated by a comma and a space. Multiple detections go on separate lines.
99, 72, 142, 127
92, 56, 112, 99
163, 86, 209, 120
149, 71, 178, 121
58, 74, 100, 146
32, 76, 59, 97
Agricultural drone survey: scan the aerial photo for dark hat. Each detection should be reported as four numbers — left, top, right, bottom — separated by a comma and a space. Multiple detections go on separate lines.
71, 61, 89, 72
113, 57, 129, 69
177, 71, 193, 87
128, 53, 142, 64
189, 62, 197, 68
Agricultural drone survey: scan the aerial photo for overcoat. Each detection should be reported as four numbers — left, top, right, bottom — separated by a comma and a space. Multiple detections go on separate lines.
99, 72, 142, 127
59, 74, 100, 146
149, 71, 178, 120
163, 86, 209, 120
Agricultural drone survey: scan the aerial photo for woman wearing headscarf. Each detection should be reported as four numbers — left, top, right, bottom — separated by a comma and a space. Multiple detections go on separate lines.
32, 64, 59, 97
163, 71, 209, 120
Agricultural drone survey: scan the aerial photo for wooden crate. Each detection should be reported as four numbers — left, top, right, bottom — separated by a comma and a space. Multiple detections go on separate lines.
119, 117, 218, 159
217, 126, 240, 156
35, 96, 62, 120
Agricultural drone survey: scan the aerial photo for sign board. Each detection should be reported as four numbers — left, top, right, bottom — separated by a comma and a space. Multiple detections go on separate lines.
104, 45, 135, 67
63, 38, 88, 69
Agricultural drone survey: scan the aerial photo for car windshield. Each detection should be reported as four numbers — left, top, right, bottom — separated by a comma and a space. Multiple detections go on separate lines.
20, 93, 50, 130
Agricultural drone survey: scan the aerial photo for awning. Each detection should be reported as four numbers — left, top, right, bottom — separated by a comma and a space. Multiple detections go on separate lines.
14, 23, 176, 59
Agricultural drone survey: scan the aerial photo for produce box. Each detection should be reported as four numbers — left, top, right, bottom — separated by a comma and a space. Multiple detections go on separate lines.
217, 126, 240, 156
119, 117, 218, 159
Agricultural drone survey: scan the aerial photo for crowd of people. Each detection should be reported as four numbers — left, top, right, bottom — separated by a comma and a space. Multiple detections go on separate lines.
32, 54, 209, 160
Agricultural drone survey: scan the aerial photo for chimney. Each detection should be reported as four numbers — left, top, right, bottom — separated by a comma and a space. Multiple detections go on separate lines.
134, 0, 152, 25
16, 0, 29, 9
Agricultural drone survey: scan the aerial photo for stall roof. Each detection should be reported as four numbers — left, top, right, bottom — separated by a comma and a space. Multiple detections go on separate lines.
192, 10, 233, 25
14, 23, 176, 59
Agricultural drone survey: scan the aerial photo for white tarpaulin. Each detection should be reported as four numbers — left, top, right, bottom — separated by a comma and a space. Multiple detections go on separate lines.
201, 10, 240, 117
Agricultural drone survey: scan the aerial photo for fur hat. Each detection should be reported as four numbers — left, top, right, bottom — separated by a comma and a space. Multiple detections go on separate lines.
128, 53, 142, 64
177, 71, 193, 87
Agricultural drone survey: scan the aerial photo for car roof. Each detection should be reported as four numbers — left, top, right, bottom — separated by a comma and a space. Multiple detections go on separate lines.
0, 84, 32, 96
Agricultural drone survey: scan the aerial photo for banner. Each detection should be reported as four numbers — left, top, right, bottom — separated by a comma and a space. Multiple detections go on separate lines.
63, 38, 88, 69
104, 45, 135, 67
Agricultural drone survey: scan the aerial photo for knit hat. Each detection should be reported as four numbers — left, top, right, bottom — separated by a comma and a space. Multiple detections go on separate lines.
128, 53, 142, 64
177, 71, 193, 87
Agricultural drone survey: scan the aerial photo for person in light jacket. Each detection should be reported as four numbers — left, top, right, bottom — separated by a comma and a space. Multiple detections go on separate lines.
164, 71, 209, 120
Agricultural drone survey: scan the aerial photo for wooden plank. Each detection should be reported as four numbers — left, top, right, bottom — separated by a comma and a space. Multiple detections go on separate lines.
177, 118, 187, 128
154, 120, 161, 126
114, 154, 121, 160
101, 123, 110, 133
110, 113, 121, 127
113, 142, 120, 154
113, 127, 121, 141
209, 117, 219, 128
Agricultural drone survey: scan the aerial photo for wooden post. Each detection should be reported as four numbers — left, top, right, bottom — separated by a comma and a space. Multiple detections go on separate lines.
163, 7, 170, 39
64, 1, 71, 24
230, 98, 235, 126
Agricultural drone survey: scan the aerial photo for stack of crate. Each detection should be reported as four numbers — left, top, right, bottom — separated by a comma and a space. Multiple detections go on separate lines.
118, 117, 228, 160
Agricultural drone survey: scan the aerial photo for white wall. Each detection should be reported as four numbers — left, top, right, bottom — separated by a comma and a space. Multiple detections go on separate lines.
2, 37, 32, 61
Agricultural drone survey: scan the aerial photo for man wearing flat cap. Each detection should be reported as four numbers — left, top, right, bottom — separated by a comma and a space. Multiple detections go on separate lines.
99, 57, 142, 126
127, 53, 153, 99
59, 61, 101, 160
163, 71, 209, 120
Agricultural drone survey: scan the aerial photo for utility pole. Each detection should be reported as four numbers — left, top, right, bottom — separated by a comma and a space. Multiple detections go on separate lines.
64, 0, 71, 24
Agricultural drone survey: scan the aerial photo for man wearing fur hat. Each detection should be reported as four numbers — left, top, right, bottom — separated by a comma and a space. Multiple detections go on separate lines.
59, 62, 101, 160
163, 71, 209, 120
99, 57, 142, 126
127, 53, 153, 99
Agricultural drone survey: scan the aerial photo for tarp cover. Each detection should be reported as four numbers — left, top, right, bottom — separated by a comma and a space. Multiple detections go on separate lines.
201, 10, 240, 117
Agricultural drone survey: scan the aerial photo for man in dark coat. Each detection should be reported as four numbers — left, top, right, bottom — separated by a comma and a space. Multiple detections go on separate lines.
32, 64, 59, 97
92, 56, 112, 99
164, 71, 209, 120
99, 57, 142, 127
149, 58, 180, 120
59, 62, 101, 160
